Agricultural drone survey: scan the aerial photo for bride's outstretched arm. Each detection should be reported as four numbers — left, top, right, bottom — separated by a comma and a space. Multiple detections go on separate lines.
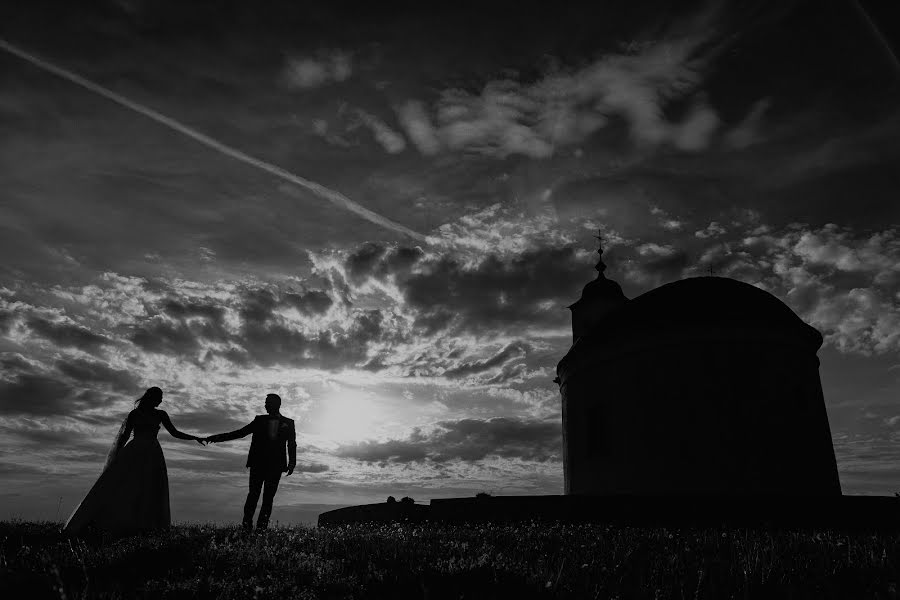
160, 411, 207, 445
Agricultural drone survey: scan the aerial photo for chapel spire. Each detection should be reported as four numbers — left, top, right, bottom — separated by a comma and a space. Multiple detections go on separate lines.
567, 228, 628, 342
594, 229, 607, 276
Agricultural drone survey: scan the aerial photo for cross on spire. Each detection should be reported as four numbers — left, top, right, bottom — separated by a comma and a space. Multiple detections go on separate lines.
594, 229, 607, 276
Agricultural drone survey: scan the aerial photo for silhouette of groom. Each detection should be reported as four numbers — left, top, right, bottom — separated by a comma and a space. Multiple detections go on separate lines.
207, 393, 297, 529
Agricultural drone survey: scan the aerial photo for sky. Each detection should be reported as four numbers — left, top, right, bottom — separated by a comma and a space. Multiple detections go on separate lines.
1, 0, 898, 525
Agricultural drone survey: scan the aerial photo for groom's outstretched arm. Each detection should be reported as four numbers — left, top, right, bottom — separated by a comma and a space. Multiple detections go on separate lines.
208, 419, 255, 443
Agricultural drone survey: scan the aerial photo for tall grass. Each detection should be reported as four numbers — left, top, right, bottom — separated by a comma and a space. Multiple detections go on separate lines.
1, 520, 898, 598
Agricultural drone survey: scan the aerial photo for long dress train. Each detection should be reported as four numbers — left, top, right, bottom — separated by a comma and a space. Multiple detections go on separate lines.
64, 409, 170, 535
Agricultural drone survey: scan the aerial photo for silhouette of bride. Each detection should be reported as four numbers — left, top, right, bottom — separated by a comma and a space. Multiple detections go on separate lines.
63, 386, 206, 535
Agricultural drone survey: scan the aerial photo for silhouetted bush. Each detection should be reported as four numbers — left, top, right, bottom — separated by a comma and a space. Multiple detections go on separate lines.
400, 496, 415, 505
476, 491, 492, 498
386, 496, 396, 504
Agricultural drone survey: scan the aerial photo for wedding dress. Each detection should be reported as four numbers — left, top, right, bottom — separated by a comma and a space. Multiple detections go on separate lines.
63, 408, 170, 534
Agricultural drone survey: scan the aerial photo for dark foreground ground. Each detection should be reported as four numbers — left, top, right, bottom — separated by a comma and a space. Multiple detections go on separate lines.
1, 520, 899, 599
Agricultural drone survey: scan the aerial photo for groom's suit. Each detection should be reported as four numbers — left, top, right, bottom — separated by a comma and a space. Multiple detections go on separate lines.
213, 414, 297, 528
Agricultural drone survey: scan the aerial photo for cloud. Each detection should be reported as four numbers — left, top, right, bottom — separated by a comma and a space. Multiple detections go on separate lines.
129, 317, 203, 356
49, 273, 154, 326
380, 337, 538, 382
695, 221, 727, 239
282, 51, 352, 89
669, 97, 720, 151
356, 110, 407, 154
649, 206, 686, 232
229, 298, 394, 370
725, 98, 771, 149
399, 247, 588, 334
53, 278, 386, 371
321, 208, 599, 347
1, 353, 35, 373
806, 287, 900, 354
790, 227, 900, 280
636, 243, 677, 257
0, 421, 107, 470
126, 293, 236, 359
336, 437, 428, 464
282, 290, 333, 315
662, 219, 685, 231
0, 309, 13, 335
396, 100, 441, 155
336, 417, 561, 465
433, 81, 555, 158
766, 112, 900, 187
311, 118, 355, 148
621, 245, 690, 287
237, 287, 278, 326
343, 243, 424, 285
344, 243, 388, 284
294, 461, 330, 473
161, 298, 228, 325
738, 225, 900, 354
55, 357, 140, 395
442, 342, 529, 379
832, 433, 900, 495
323, 207, 597, 337
0, 372, 82, 417
485, 386, 560, 418
394, 7, 724, 159
25, 316, 110, 354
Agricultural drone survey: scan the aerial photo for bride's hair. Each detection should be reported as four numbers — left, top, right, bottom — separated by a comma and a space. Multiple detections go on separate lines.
135, 386, 163, 409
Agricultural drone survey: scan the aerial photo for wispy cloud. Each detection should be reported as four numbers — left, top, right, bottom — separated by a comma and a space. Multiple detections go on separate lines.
25, 315, 110, 354
396, 100, 441, 155
355, 109, 406, 154
393, 7, 724, 158
720, 224, 900, 354
282, 51, 352, 89
725, 98, 771, 149
695, 221, 727, 239
336, 417, 561, 465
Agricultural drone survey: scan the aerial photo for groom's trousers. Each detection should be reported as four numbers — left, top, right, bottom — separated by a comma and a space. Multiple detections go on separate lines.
243, 465, 282, 529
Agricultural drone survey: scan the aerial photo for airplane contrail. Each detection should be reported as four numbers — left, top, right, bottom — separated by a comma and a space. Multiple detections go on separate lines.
851, 1, 900, 75
0, 37, 428, 243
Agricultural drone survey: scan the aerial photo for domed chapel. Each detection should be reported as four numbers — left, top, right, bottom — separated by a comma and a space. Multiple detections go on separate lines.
556, 235, 842, 496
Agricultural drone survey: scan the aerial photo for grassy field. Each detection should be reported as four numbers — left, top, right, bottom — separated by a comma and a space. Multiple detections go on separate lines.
1, 520, 899, 599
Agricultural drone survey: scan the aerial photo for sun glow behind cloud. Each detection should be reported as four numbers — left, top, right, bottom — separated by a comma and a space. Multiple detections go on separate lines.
308, 388, 388, 444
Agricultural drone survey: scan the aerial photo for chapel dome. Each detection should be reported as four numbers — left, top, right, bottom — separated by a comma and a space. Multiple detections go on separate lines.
561, 276, 823, 370
625, 277, 819, 341
577, 275, 626, 303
